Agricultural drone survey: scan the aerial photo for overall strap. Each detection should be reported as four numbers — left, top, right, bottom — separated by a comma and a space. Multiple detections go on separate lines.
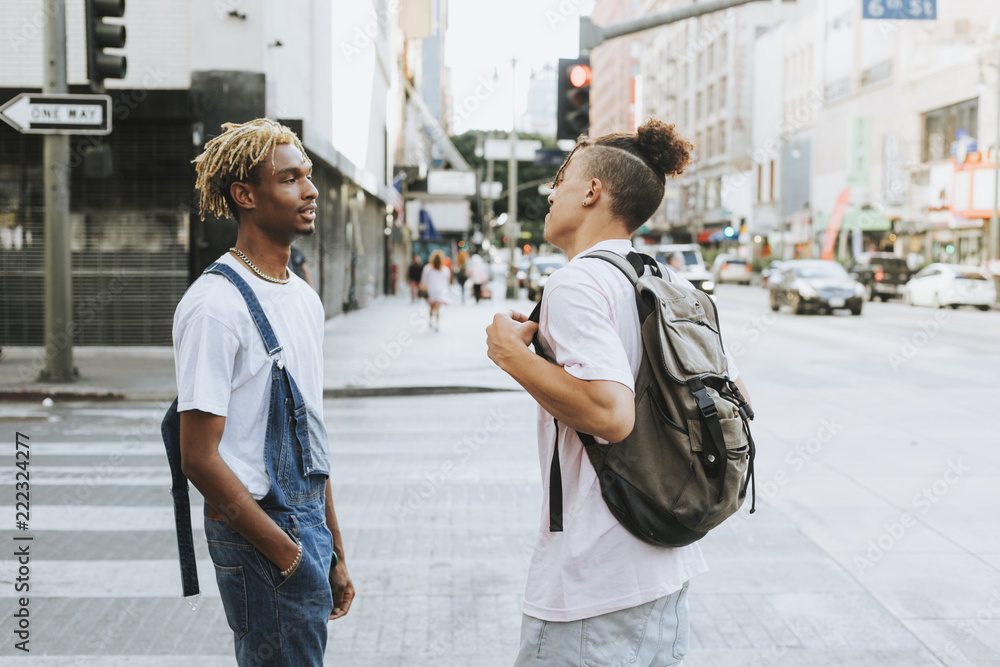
205, 262, 283, 359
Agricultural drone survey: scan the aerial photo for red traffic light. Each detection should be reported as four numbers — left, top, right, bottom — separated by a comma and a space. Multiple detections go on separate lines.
569, 64, 591, 88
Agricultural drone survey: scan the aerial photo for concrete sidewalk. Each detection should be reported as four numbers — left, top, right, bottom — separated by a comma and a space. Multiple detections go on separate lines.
0, 281, 525, 402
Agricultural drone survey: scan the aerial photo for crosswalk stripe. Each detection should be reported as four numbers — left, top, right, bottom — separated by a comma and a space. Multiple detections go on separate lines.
0, 560, 220, 598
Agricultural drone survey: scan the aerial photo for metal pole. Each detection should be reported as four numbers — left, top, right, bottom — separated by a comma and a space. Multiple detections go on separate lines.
40, 0, 75, 382
581, 0, 768, 51
990, 50, 1000, 266
506, 58, 519, 299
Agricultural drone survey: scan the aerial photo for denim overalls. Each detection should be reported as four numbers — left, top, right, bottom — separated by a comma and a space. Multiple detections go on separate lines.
163, 262, 333, 667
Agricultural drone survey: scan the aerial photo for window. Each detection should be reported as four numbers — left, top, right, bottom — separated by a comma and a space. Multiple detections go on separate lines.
707, 84, 714, 113
707, 44, 714, 73
757, 163, 763, 202
922, 98, 979, 162
696, 92, 702, 118
718, 34, 727, 67
706, 129, 714, 157
718, 77, 726, 108
718, 122, 726, 155
684, 100, 690, 128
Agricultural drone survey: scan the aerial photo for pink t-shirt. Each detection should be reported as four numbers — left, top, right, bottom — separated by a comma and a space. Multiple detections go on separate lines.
523, 239, 737, 622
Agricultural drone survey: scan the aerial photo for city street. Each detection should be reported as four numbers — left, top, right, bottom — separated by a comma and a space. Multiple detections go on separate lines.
0, 283, 997, 665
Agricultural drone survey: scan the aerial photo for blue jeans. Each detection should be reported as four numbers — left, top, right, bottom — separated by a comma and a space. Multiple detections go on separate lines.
206, 504, 333, 667
513, 582, 690, 667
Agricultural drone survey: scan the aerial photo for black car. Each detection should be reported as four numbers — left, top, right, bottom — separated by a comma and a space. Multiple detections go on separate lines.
770, 260, 866, 315
848, 253, 912, 301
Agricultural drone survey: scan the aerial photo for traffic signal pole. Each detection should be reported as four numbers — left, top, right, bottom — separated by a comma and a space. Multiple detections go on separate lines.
40, 0, 75, 382
507, 58, 519, 300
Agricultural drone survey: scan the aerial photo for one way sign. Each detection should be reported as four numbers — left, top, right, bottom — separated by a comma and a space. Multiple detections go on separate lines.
0, 93, 112, 135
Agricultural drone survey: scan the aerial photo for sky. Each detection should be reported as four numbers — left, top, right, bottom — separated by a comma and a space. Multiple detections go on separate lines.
444, 0, 596, 134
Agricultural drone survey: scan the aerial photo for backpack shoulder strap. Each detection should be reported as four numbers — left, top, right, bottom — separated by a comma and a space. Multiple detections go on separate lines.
204, 262, 283, 360
580, 250, 660, 323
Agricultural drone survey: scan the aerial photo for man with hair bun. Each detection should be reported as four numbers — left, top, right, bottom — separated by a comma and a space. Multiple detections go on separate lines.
487, 118, 750, 665
173, 119, 354, 666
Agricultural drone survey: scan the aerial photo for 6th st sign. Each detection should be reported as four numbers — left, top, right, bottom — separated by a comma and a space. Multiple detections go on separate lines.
0, 93, 112, 135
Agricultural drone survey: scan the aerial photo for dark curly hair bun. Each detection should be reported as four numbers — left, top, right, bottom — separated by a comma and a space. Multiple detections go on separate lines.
635, 118, 693, 178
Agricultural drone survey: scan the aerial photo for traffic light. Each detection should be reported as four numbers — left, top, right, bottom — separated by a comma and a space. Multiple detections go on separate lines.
86, 0, 127, 91
556, 57, 591, 141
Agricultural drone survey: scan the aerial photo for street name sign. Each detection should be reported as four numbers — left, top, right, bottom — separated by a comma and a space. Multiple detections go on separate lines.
863, 0, 936, 20
0, 93, 113, 135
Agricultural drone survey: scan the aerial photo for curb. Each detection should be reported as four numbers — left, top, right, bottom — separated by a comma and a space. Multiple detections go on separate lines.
324, 385, 521, 399
0, 385, 522, 403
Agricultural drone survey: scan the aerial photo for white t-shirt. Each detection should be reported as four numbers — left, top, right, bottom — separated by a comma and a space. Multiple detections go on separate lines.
420, 264, 452, 304
523, 239, 739, 623
172, 252, 327, 499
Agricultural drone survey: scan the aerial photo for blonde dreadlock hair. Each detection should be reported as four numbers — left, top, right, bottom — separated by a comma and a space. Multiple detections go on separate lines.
192, 118, 311, 221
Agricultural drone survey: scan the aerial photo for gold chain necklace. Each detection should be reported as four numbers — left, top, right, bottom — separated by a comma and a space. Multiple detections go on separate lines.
230, 247, 290, 284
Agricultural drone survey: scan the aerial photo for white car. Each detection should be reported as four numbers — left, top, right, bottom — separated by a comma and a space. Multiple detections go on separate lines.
643, 243, 715, 295
712, 254, 752, 285
903, 263, 996, 311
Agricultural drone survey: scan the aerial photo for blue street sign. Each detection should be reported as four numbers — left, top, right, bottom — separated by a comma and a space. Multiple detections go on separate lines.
863, 0, 936, 20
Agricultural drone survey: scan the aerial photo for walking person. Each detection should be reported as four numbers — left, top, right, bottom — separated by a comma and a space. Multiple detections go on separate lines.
288, 243, 314, 287
420, 249, 451, 331
173, 119, 354, 666
467, 253, 491, 303
486, 118, 750, 666
455, 249, 470, 304
407, 254, 424, 302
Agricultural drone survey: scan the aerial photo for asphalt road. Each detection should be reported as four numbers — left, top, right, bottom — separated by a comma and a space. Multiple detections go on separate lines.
710, 283, 1000, 666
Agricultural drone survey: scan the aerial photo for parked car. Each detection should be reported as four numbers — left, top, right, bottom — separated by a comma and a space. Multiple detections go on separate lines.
902, 263, 996, 311
527, 253, 568, 301
770, 259, 866, 315
848, 253, 913, 301
712, 254, 752, 285
644, 243, 715, 295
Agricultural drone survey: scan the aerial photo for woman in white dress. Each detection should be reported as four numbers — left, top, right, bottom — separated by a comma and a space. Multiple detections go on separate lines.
419, 249, 452, 331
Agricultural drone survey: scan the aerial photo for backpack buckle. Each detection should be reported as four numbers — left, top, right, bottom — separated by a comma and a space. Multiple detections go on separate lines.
688, 380, 718, 419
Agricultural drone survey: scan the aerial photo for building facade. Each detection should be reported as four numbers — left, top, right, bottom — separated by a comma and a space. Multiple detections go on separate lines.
1, 0, 402, 346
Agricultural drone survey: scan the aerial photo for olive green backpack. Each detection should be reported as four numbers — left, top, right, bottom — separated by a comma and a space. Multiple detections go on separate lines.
530, 250, 756, 547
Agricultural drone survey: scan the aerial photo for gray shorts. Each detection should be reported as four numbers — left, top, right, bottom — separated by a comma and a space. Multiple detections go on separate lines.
514, 582, 690, 666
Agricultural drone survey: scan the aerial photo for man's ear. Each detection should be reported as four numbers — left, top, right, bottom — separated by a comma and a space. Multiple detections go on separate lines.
230, 181, 255, 215
587, 178, 604, 204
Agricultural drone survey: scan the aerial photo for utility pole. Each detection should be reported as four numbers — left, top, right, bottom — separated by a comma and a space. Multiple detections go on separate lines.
990, 50, 1000, 268
506, 57, 519, 300
40, 0, 75, 382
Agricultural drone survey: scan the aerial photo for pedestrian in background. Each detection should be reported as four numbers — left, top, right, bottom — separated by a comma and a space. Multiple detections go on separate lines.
487, 118, 749, 666
407, 254, 424, 302
174, 119, 354, 666
455, 249, 469, 304
668, 251, 685, 272
467, 253, 491, 303
420, 249, 451, 331
288, 243, 314, 287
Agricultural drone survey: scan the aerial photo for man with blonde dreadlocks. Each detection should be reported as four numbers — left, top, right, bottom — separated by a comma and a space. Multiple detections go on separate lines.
171, 119, 354, 666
